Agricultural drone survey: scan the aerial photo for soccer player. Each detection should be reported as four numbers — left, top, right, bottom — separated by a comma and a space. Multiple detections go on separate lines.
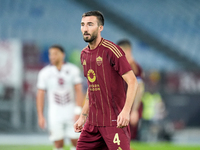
74, 11, 138, 150
117, 39, 145, 140
36, 45, 84, 150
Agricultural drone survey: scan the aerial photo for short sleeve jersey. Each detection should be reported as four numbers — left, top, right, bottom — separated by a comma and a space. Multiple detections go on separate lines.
81, 38, 132, 126
37, 63, 82, 119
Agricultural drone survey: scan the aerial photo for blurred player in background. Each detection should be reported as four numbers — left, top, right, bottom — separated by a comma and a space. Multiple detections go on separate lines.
117, 39, 145, 141
74, 11, 138, 150
36, 45, 84, 150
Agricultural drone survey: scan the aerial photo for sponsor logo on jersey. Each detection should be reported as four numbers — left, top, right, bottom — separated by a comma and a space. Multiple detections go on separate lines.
89, 84, 100, 91
96, 56, 102, 66
87, 69, 96, 83
83, 59, 86, 65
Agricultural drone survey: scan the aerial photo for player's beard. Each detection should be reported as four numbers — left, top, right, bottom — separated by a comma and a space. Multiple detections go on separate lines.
83, 31, 98, 43
51, 60, 58, 66
50, 59, 60, 66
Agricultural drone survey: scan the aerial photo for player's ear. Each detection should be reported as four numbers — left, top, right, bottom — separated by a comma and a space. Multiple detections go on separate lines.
63, 53, 66, 59
99, 25, 103, 32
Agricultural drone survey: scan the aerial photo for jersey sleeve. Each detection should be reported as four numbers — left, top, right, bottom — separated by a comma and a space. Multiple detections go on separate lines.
108, 44, 132, 76
73, 66, 82, 85
80, 47, 87, 65
80, 51, 84, 65
37, 69, 47, 90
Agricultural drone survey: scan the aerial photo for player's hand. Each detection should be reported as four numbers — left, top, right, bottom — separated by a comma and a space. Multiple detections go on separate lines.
117, 109, 130, 128
38, 115, 46, 129
130, 110, 139, 126
74, 115, 87, 132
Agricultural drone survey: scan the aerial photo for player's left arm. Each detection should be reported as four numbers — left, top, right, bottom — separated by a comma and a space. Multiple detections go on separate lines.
74, 83, 84, 121
117, 70, 138, 128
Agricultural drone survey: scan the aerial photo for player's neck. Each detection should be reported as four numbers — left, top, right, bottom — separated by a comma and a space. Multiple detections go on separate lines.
89, 36, 102, 50
55, 62, 64, 71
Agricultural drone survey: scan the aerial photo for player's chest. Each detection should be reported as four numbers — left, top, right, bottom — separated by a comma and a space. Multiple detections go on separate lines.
46, 69, 73, 87
82, 51, 107, 72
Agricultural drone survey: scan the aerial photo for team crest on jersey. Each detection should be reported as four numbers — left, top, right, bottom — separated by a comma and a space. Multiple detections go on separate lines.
83, 59, 86, 65
58, 78, 64, 85
96, 56, 102, 66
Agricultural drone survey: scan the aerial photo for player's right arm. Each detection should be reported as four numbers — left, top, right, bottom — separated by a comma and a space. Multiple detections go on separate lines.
36, 68, 47, 129
36, 89, 46, 129
74, 88, 89, 132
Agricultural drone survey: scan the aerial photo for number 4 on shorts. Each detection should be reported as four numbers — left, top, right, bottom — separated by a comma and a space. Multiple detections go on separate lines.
113, 133, 120, 145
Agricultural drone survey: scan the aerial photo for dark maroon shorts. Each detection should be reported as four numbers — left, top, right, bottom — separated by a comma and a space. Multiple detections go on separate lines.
77, 122, 130, 150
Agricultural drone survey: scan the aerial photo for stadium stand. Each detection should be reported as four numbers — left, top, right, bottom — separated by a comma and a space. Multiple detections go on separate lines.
0, 0, 186, 71
0, 1, 200, 146
97, 0, 200, 66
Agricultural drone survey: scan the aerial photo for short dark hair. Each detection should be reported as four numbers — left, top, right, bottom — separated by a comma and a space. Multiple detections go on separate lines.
116, 39, 132, 47
49, 45, 65, 53
82, 11, 104, 26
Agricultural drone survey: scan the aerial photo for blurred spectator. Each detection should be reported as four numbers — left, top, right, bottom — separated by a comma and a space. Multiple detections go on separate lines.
140, 71, 173, 142
117, 39, 145, 141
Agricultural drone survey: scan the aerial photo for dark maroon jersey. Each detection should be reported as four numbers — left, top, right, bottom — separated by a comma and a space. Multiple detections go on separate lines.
81, 38, 132, 126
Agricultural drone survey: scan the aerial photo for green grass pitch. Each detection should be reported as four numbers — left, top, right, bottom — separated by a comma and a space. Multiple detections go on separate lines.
0, 142, 200, 150
130, 142, 200, 150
